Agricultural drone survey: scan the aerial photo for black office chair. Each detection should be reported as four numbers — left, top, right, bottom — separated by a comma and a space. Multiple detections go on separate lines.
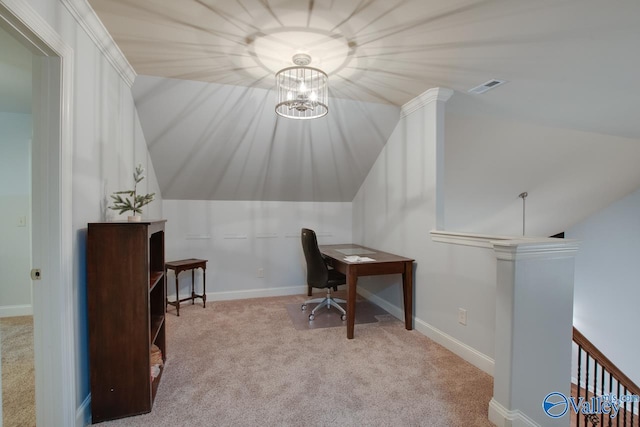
300, 228, 347, 321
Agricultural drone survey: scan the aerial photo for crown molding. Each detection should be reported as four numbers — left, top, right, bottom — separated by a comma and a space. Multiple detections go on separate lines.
401, 87, 454, 118
60, 0, 136, 87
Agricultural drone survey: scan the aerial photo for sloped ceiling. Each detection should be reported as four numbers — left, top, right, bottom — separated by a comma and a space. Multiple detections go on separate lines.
88, 0, 640, 203
133, 75, 399, 201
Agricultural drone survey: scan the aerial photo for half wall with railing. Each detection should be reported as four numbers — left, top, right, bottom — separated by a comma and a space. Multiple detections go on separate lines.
573, 327, 639, 427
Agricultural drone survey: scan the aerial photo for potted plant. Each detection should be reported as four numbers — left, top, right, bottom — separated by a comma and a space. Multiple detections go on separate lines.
109, 163, 155, 221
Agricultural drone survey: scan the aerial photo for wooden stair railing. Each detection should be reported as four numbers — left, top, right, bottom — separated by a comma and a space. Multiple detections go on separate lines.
573, 327, 639, 427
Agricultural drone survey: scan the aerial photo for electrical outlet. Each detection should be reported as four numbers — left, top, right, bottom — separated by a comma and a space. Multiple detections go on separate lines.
458, 308, 467, 326
257, 267, 264, 278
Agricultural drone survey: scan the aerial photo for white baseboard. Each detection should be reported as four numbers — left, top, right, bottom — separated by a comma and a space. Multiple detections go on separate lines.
76, 394, 91, 427
489, 399, 541, 427
0, 304, 33, 318
357, 288, 495, 376
413, 316, 495, 376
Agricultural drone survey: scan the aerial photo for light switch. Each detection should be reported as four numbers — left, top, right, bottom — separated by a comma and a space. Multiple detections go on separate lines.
18, 216, 27, 227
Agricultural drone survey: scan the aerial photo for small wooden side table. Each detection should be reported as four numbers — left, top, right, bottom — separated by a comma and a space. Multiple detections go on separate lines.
165, 258, 207, 316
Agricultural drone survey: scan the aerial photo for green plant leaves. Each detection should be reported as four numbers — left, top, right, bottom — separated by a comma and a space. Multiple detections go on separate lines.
109, 163, 155, 216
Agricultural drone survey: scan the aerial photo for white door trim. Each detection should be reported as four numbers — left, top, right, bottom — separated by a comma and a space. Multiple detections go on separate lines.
0, 1, 75, 426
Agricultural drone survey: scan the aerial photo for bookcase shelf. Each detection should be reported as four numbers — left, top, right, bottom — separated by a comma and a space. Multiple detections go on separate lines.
87, 220, 167, 424
150, 315, 164, 345
150, 271, 164, 290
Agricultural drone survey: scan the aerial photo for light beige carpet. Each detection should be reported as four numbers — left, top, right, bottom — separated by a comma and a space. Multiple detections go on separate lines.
100, 294, 494, 427
1, 316, 36, 427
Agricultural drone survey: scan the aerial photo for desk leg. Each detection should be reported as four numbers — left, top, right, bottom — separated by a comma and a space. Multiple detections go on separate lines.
347, 267, 358, 339
402, 261, 413, 330
175, 273, 180, 316
165, 268, 168, 312
191, 269, 195, 305
202, 268, 207, 308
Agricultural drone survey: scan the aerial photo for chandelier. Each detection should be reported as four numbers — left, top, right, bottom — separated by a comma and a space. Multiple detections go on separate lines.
275, 54, 328, 119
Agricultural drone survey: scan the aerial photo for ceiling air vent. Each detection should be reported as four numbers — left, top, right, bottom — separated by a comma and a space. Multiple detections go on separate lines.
468, 79, 506, 95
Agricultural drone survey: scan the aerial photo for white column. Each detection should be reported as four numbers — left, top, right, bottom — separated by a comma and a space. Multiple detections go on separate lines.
400, 87, 453, 231
489, 238, 578, 427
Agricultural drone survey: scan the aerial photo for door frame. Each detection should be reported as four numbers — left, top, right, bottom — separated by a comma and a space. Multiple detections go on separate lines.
0, 1, 75, 425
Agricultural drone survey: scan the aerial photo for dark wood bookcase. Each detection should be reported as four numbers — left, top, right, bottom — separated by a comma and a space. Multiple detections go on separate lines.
87, 220, 167, 423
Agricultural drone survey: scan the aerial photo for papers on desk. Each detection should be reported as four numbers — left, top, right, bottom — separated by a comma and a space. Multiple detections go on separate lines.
344, 255, 376, 262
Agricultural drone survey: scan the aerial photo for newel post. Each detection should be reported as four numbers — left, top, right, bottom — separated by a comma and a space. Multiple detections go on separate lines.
489, 238, 579, 427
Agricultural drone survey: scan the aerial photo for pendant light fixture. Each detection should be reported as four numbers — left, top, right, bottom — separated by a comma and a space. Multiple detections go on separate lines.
275, 54, 328, 119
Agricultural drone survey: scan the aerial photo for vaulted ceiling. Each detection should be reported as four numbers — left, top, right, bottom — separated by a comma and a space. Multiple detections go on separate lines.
87, 0, 640, 202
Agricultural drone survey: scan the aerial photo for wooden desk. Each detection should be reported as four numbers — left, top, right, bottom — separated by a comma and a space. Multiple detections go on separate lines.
319, 244, 414, 339
165, 258, 207, 316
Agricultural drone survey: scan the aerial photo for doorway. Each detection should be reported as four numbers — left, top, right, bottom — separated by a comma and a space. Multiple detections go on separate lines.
0, 2, 75, 426
0, 21, 35, 427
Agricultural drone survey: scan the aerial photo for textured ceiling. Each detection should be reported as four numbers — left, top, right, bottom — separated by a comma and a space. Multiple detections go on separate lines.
87, 0, 640, 202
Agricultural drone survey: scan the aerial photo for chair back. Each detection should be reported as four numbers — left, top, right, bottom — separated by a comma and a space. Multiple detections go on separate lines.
301, 228, 329, 289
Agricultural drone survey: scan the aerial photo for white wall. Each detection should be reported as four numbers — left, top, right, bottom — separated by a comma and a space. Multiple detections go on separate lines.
444, 101, 640, 237
353, 86, 640, 412
567, 186, 640, 386
0, 112, 32, 316
163, 200, 351, 300
442, 93, 640, 394
353, 92, 496, 373
72, 66, 161, 419
21, 0, 162, 418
